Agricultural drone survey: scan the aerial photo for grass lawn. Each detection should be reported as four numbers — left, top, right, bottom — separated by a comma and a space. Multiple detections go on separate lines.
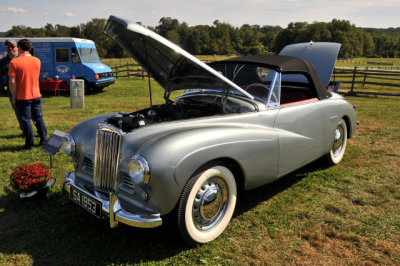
0, 78, 399, 265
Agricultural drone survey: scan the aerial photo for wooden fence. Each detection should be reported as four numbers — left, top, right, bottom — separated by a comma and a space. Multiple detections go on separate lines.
333, 67, 400, 96
336, 59, 400, 71
110, 63, 400, 97
112, 63, 147, 79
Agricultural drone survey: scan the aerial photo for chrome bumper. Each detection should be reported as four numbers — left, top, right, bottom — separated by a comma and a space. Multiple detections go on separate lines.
63, 172, 162, 228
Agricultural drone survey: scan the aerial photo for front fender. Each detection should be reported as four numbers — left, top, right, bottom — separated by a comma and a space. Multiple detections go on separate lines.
140, 125, 279, 215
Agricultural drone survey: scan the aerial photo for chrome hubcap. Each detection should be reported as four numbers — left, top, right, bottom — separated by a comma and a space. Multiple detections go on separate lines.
332, 125, 344, 157
192, 177, 228, 230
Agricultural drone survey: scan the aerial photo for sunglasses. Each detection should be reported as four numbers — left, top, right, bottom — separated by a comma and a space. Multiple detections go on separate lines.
6, 45, 16, 50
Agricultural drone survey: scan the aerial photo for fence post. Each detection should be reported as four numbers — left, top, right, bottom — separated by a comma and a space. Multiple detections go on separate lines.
333, 68, 336, 82
115, 66, 118, 79
127, 63, 130, 78
351, 66, 357, 94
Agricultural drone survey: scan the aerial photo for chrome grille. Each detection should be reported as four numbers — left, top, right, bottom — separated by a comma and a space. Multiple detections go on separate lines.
93, 123, 123, 193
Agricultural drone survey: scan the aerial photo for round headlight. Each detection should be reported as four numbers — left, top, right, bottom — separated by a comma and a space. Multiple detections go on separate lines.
128, 155, 150, 184
62, 133, 75, 156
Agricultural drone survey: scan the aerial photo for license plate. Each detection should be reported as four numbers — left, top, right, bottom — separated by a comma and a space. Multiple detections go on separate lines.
70, 186, 102, 218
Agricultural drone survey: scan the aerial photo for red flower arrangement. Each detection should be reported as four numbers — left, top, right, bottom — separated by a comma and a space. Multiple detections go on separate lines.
10, 163, 53, 193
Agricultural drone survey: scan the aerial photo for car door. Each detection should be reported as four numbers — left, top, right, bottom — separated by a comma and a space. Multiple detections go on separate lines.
54, 46, 71, 80
275, 99, 324, 176
70, 46, 84, 79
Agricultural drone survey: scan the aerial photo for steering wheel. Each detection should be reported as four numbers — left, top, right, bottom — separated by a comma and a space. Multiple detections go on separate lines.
245, 83, 278, 102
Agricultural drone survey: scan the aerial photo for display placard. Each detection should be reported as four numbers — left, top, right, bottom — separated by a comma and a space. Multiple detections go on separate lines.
41, 130, 66, 155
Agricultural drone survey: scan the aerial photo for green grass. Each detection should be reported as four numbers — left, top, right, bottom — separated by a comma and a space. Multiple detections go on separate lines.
0, 79, 399, 265
102, 56, 400, 95
336, 58, 400, 69
102, 55, 236, 68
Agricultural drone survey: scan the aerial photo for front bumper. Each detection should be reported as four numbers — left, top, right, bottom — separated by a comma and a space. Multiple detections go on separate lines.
63, 172, 162, 228
92, 78, 115, 88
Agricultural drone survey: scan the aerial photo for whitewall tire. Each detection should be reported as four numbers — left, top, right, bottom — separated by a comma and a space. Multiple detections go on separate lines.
178, 165, 237, 246
326, 118, 348, 165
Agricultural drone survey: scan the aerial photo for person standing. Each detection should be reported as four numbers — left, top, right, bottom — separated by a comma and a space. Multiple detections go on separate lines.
9, 39, 47, 150
0, 39, 25, 136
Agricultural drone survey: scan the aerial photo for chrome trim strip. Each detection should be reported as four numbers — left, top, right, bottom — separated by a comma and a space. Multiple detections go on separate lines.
64, 172, 162, 228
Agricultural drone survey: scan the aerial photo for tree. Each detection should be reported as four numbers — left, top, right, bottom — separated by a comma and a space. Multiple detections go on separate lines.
211, 20, 236, 54
54, 24, 70, 37
296, 22, 332, 42
274, 22, 307, 52
166, 30, 180, 44
363, 33, 375, 57
156, 17, 180, 37
5, 25, 27, 37
80, 18, 109, 57
260, 25, 282, 52
1, 17, 400, 58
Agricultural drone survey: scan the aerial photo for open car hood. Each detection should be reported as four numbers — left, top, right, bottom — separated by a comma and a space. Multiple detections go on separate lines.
103, 15, 253, 99
279, 41, 341, 86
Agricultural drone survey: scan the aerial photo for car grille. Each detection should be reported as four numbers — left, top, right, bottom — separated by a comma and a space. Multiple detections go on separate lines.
98, 72, 113, 79
93, 123, 123, 193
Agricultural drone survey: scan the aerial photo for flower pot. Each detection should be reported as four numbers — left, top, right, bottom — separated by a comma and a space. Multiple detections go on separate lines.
19, 179, 55, 200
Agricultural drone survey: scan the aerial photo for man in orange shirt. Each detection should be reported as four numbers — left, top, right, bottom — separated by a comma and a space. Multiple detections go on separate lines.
9, 39, 47, 150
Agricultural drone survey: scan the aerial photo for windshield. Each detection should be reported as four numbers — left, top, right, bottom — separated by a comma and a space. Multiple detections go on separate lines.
79, 47, 101, 63
208, 63, 280, 105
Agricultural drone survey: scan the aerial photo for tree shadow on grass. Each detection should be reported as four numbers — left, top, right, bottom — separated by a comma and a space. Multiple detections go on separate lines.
0, 134, 23, 140
0, 142, 44, 152
0, 159, 327, 265
0, 145, 28, 152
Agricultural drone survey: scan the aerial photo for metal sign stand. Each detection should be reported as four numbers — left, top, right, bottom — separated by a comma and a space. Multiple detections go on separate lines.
41, 130, 67, 167
49, 154, 53, 168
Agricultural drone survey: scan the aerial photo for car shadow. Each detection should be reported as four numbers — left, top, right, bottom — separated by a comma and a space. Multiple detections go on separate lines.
40, 88, 106, 98
0, 190, 187, 265
234, 158, 327, 217
0, 158, 327, 264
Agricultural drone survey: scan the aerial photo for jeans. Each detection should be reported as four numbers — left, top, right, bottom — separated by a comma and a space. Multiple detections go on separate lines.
16, 97, 47, 147
9, 95, 25, 135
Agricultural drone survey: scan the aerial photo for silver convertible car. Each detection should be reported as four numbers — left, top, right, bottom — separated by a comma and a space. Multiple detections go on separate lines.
62, 15, 357, 245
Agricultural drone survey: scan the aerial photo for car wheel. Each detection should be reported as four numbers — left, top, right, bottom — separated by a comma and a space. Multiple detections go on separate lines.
178, 165, 237, 246
326, 118, 348, 165
84, 81, 91, 94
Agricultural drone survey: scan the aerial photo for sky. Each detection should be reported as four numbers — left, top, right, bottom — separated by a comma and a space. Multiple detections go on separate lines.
0, 0, 399, 32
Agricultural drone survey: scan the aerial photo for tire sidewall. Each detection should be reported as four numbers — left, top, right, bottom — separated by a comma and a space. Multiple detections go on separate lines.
181, 165, 237, 244
329, 119, 348, 165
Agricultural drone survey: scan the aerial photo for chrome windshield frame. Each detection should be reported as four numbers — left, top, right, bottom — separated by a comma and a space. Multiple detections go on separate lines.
266, 71, 281, 108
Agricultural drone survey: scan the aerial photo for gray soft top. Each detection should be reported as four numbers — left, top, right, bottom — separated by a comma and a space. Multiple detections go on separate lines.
209, 54, 332, 100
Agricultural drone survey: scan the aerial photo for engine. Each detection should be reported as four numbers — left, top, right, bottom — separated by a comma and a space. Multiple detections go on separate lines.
104, 94, 255, 133
105, 113, 147, 132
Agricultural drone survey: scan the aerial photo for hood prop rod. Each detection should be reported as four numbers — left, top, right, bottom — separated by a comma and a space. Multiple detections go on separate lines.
142, 38, 154, 122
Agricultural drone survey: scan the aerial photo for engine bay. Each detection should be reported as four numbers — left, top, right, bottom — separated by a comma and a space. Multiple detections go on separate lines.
105, 94, 257, 133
